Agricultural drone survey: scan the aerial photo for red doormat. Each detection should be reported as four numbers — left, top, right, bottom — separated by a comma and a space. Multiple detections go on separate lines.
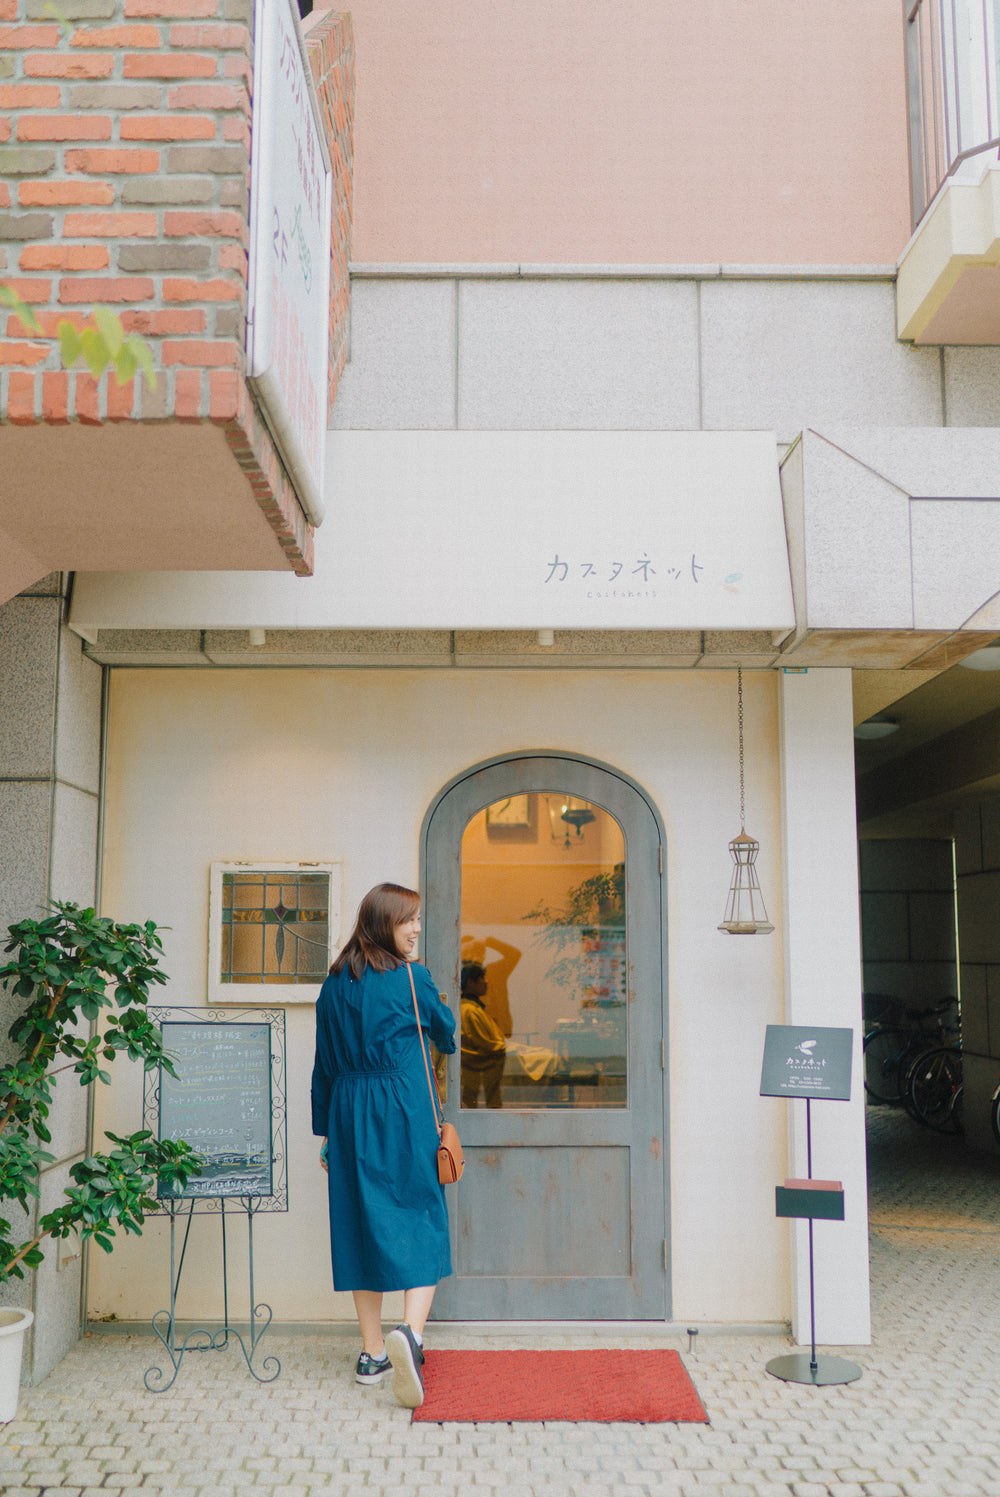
412, 1348, 709, 1423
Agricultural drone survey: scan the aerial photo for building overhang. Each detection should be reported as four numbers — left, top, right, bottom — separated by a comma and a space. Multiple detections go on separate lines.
70, 430, 796, 640
69, 427, 1000, 671
779, 427, 1000, 669
897, 166, 1000, 343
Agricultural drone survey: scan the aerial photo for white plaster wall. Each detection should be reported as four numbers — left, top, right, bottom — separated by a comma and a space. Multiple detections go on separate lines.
90, 666, 792, 1327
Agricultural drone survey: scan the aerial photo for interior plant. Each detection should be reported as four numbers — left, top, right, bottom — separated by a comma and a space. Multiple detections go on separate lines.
0, 902, 201, 1282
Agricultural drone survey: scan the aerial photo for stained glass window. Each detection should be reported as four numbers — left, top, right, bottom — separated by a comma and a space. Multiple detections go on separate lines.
209, 864, 340, 1002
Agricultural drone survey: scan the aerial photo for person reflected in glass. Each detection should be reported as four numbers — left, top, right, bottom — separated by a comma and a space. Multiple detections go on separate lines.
460, 934, 520, 1037
460, 960, 507, 1108
311, 882, 456, 1409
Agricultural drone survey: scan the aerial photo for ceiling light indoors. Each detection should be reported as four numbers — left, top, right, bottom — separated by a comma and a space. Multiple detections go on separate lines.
958, 646, 1000, 671
854, 717, 900, 740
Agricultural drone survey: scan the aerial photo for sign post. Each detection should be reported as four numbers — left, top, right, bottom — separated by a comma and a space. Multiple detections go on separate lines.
760, 1024, 862, 1387
142, 1008, 287, 1390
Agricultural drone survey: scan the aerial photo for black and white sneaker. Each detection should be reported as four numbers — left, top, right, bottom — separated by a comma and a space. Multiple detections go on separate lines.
385, 1323, 425, 1408
355, 1350, 392, 1385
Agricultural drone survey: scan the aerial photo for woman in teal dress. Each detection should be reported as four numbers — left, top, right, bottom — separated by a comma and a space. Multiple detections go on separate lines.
311, 882, 456, 1408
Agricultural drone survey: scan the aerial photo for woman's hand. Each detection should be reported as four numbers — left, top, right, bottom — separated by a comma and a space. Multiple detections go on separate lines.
319, 1139, 329, 1172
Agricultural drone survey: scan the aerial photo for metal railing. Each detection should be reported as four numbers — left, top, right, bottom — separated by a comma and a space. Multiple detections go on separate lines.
906, 0, 1000, 224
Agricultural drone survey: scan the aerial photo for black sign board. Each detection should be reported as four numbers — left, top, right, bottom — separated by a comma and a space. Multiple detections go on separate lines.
760, 1024, 853, 1101
145, 1007, 287, 1211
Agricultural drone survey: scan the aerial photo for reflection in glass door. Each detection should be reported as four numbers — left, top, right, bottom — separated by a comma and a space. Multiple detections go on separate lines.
460, 794, 627, 1110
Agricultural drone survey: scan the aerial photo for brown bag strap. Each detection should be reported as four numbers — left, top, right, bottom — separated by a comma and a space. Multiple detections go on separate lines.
408, 961, 443, 1139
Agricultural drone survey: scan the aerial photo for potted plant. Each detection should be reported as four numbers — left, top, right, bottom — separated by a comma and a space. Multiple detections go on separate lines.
0, 902, 201, 1419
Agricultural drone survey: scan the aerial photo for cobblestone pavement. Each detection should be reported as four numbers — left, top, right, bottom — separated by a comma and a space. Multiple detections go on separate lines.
2, 1106, 1000, 1496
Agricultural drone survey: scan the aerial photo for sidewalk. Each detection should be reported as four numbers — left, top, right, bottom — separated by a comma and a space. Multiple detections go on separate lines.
2, 1106, 1000, 1497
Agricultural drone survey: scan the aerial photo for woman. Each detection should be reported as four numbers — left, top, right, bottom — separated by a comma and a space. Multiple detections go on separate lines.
311, 882, 456, 1409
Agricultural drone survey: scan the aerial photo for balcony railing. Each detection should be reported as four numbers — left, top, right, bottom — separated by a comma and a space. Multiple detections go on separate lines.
906, 0, 1000, 224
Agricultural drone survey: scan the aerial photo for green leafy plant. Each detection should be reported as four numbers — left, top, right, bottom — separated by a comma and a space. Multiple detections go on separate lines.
0, 902, 201, 1281
523, 868, 626, 995
0, 287, 156, 389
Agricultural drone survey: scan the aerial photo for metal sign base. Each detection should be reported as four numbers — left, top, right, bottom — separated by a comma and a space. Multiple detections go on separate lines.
145, 1197, 280, 1393
766, 1352, 863, 1386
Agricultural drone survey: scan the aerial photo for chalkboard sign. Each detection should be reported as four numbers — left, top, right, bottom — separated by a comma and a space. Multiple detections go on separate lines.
145, 1007, 288, 1212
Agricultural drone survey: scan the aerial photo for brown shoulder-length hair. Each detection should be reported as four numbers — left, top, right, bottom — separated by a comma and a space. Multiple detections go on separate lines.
331, 882, 420, 980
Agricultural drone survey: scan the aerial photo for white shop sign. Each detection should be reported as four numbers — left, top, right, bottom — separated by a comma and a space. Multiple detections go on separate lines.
246, 0, 332, 525
68, 432, 797, 634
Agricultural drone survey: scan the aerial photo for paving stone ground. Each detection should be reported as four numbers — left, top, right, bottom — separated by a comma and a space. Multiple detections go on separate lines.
2, 1106, 1000, 1496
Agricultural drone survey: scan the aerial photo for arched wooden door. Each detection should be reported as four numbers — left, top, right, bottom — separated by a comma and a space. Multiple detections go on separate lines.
422, 753, 669, 1320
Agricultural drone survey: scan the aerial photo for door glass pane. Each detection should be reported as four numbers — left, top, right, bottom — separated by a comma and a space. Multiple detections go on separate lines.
460, 793, 626, 1109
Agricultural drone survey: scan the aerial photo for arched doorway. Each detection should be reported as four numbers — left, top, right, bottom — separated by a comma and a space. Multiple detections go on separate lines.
422, 753, 669, 1320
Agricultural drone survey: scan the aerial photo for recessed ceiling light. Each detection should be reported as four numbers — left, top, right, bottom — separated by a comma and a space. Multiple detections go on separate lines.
958, 646, 1000, 671
854, 718, 900, 740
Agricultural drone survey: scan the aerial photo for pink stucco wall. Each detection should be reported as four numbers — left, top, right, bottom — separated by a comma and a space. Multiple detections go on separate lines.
345, 0, 911, 266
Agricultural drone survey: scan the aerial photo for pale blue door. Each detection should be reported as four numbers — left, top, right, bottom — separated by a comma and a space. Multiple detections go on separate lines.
423, 754, 669, 1320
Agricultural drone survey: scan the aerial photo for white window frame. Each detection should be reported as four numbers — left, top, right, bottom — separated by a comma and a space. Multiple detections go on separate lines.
207, 861, 341, 1005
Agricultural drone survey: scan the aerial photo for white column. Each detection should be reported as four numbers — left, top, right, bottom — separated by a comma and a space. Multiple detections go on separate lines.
778, 667, 871, 1346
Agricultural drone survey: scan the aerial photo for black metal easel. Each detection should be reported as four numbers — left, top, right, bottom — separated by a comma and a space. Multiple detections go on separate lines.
144, 1195, 280, 1393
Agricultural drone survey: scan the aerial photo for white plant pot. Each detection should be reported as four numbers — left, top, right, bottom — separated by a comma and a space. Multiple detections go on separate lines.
0, 1308, 33, 1423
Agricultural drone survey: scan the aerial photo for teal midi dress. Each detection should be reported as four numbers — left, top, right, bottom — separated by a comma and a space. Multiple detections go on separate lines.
310, 960, 457, 1292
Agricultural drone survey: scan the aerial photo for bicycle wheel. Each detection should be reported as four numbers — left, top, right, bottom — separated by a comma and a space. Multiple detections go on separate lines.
907, 1045, 963, 1132
864, 1026, 911, 1104
990, 1081, 1000, 1145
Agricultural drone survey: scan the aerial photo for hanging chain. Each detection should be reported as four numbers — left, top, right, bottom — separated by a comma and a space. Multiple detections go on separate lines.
737, 666, 746, 831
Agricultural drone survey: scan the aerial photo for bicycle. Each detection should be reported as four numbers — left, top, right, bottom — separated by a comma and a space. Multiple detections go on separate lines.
863, 998, 959, 1107
905, 1043, 963, 1133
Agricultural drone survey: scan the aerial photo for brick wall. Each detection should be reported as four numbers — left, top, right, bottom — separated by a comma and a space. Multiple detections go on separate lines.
0, 0, 354, 575
305, 9, 352, 412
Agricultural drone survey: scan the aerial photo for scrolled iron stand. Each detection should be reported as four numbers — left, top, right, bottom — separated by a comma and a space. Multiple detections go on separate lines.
145, 1193, 280, 1392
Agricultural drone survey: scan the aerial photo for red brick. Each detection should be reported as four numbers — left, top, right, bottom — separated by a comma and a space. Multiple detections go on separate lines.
42, 370, 69, 423
0, 121, 10, 143
71, 24, 162, 47
20, 244, 109, 271
0, 185, 9, 208
0, 341, 48, 366
163, 276, 242, 302
120, 115, 215, 140
162, 339, 238, 367
7, 371, 37, 423
65, 147, 159, 173
25, 53, 115, 79
217, 245, 247, 274
223, 54, 251, 83
73, 372, 101, 424
167, 83, 246, 110
0, 84, 62, 106
170, 22, 250, 49
127, 0, 218, 16
62, 211, 158, 237
122, 307, 205, 334
221, 117, 250, 146
18, 115, 112, 141
174, 367, 203, 418
0, 0, 16, 17
123, 51, 216, 76
209, 367, 240, 419
0, 25, 62, 47
59, 276, 154, 304
0, 277, 51, 305
20, 181, 115, 206
107, 376, 136, 420
164, 210, 243, 238
31, 309, 90, 336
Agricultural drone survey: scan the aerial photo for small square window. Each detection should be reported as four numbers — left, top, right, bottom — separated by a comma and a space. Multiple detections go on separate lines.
208, 862, 341, 1004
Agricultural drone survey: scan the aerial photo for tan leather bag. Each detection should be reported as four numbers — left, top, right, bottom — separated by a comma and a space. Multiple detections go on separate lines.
408, 963, 465, 1184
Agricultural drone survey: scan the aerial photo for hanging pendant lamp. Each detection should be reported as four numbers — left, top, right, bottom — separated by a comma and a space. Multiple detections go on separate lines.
718, 667, 774, 935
